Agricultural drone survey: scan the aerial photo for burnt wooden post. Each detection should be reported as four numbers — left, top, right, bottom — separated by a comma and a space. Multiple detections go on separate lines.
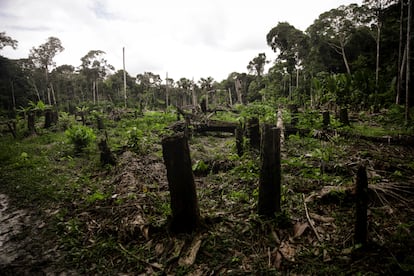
322, 111, 330, 129
258, 125, 281, 217
339, 108, 350, 126
247, 117, 260, 150
98, 139, 116, 166
235, 124, 244, 157
96, 116, 105, 130
200, 98, 207, 113
162, 134, 200, 233
44, 109, 53, 128
289, 104, 298, 127
27, 112, 36, 134
355, 165, 368, 245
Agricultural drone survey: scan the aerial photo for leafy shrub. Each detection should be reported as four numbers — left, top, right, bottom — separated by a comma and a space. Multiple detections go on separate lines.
65, 125, 96, 153
126, 126, 148, 154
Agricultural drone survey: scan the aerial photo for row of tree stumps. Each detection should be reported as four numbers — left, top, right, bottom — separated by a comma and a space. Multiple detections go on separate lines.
161, 122, 283, 234
161, 114, 369, 248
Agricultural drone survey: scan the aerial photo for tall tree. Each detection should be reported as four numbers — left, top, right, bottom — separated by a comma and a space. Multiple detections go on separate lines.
307, 4, 363, 74
405, 0, 411, 123
247, 53, 268, 77
266, 22, 308, 74
198, 77, 214, 111
80, 50, 114, 104
363, 0, 397, 107
29, 37, 64, 105
0, 32, 18, 50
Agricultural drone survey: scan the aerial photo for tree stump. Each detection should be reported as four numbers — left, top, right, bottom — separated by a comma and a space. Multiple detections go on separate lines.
98, 139, 116, 166
27, 112, 36, 135
247, 117, 260, 150
44, 109, 53, 128
258, 125, 281, 217
339, 108, 350, 126
96, 116, 105, 130
355, 165, 368, 245
289, 104, 299, 127
235, 124, 244, 157
200, 98, 207, 113
322, 111, 330, 129
162, 134, 200, 233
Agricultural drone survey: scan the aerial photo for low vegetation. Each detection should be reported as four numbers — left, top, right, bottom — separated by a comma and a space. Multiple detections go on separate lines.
0, 103, 413, 274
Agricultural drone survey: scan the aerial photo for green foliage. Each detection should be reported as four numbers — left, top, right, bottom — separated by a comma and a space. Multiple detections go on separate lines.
58, 112, 74, 130
192, 159, 209, 173
65, 125, 96, 153
126, 126, 148, 154
239, 103, 276, 123
86, 191, 106, 203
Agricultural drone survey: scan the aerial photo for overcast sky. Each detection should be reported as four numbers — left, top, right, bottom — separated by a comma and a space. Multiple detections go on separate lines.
0, 0, 362, 82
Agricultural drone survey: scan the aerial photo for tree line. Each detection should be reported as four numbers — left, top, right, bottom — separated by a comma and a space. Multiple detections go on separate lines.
0, 0, 413, 122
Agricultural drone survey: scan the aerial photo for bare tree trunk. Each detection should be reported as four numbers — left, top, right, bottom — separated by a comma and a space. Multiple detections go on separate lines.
258, 125, 281, 217
162, 134, 200, 233
228, 88, 233, 106
406, 0, 412, 124
341, 42, 351, 75
247, 117, 260, 150
396, 0, 404, 104
51, 83, 57, 106
123, 47, 127, 108
355, 165, 368, 246
92, 81, 96, 104
166, 72, 169, 108
10, 80, 16, 111
235, 79, 243, 104
28, 112, 36, 135
375, 22, 381, 109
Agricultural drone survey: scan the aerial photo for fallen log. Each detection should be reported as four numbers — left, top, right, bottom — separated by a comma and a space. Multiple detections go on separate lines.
193, 120, 238, 133
284, 126, 414, 147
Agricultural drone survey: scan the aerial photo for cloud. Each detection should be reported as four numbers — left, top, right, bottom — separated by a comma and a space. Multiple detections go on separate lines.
0, 0, 363, 81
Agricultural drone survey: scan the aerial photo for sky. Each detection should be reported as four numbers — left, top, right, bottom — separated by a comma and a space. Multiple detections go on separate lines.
0, 0, 362, 82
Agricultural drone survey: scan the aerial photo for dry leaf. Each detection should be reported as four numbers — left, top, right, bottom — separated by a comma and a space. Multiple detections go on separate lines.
293, 222, 309, 238
155, 243, 164, 256
279, 241, 296, 262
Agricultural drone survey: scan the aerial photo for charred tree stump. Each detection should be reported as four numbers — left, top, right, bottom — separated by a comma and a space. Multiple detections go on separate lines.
258, 125, 281, 217
355, 165, 368, 246
96, 116, 105, 130
27, 112, 36, 135
98, 139, 116, 166
235, 124, 244, 157
339, 108, 350, 126
162, 134, 200, 233
200, 98, 207, 113
322, 111, 330, 129
289, 104, 299, 127
44, 109, 53, 128
247, 117, 260, 150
